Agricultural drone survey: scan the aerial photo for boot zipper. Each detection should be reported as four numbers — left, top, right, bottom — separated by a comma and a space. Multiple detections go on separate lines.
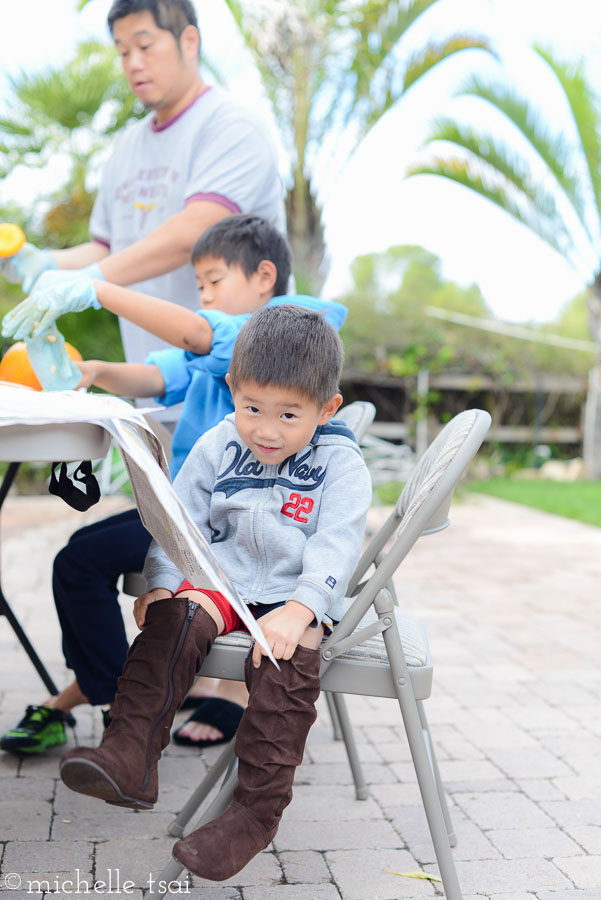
141, 600, 198, 790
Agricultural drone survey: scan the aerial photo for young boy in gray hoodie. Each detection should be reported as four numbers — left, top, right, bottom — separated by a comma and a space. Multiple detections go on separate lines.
58, 304, 373, 882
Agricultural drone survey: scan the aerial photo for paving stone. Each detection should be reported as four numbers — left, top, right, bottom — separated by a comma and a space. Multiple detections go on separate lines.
514, 778, 567, 802
537, 891, 601, 900
484, 746, 572, 779
95, 836, 184, 887
551, 776, 601, 801
392, 807, 500, 864
439, 759, 506, 782
541, 799, 601, 828
562, 824, 601, 854
273, 819, 401, 852
0, 801, 51, 840
487, 827, 583, 859
192, 850, 281, 889
2, 841, 93, 873
454, 791, 555, 830
285, 784, 382, 821
553, 856, 601, 889
279, 850, 331, 884
242, 885, 340, 900
326, 849, 435, 899
449, 858, 571, 893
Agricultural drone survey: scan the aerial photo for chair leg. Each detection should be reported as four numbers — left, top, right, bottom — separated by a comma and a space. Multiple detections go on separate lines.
330, 692, 369, 801
325, 691, 343, 740
167, 739, 236, 837
417, 699, 457, 847
152, 763, 239, 898
381, 628, 463, 899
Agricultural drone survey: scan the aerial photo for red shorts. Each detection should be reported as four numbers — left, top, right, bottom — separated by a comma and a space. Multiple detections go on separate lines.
173, 580, 286, 635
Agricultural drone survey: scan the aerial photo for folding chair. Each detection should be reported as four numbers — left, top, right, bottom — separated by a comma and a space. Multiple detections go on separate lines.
148, 408, 490, 899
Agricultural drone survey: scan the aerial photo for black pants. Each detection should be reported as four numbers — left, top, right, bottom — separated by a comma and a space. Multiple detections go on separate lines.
53, 508, 151, 705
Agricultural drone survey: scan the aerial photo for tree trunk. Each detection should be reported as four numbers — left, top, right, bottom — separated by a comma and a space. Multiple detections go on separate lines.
285, 181, 326, 296
583, 278, 601, 478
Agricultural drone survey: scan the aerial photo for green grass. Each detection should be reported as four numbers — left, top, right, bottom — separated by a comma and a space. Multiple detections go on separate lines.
468, 478, 601, 528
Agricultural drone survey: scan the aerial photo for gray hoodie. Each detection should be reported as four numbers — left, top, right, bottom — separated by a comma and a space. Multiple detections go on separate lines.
143, 413, 372, 623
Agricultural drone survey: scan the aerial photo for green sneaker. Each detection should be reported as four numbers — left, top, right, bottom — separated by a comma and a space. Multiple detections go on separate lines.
0, 705, 76, 755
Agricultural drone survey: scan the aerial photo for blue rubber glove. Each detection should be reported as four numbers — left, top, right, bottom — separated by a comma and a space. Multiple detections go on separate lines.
32, 262, 105, 292
0, 242, 58, 293
25, 326, 82, 391
1, 276, 101, 341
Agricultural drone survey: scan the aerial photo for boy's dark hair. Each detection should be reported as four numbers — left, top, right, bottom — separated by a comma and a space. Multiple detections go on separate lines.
191, 214, 292, 298
108, 0, 200, 51
229, 305, 343, 407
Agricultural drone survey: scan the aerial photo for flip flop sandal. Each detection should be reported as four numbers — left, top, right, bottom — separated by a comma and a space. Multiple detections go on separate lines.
179, 693, 217, 710
172, 697, 244, 748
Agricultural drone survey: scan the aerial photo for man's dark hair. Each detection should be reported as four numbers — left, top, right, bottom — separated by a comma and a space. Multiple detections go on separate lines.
108, 0, 199, 49
191, 214, 292, 298
229, 306, 343, 407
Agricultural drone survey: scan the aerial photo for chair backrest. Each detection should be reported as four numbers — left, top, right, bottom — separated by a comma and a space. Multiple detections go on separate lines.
329, 409, 491, 641
333, 401, 375, 443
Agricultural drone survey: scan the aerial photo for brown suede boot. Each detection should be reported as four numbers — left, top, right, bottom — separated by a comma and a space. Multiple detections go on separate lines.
172, 644, 321, 880
59, 597, 218, 810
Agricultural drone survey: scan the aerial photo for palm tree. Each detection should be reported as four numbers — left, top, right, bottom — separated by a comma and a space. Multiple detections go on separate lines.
406, 47, 601, 476
0, 40, 144, 245
221, 0, 492, 292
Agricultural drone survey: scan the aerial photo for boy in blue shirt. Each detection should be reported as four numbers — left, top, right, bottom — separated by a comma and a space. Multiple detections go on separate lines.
59, 305, 372, 882
0, 215, 346, 755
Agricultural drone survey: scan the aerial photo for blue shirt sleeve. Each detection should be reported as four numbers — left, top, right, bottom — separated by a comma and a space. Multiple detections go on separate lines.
183, 309, 251, 377
145, 309, 251, 405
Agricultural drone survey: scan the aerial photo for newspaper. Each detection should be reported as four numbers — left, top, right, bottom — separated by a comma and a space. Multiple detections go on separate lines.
0, 385, 273, 660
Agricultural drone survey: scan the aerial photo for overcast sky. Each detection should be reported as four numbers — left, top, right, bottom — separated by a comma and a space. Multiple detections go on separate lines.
1, 0, 601, 322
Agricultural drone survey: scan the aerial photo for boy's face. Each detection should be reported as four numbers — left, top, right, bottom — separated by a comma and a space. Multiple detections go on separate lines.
194, 256, 272, 316
227, 380, 343, 466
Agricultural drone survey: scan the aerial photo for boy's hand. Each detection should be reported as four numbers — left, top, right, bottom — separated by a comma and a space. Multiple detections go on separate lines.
252, 600, 316, 668
134, 588, 172, 629
74, 360, 101, 390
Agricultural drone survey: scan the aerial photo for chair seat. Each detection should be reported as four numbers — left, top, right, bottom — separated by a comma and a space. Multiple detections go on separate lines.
199, 605, 432, 701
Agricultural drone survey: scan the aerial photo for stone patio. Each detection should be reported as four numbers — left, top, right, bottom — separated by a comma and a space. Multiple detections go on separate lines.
1, 490, 601, 899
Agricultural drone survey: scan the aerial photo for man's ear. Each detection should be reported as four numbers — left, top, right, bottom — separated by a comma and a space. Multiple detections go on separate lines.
318, 393, 343, 425
225, 372, 233, 395
180, 24, 200, 61
256, 260, 278, 295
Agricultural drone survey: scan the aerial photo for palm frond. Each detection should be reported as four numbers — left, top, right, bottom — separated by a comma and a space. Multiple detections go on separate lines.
536, 46, 601, 220
459, 75, 590, 233
429, 118, 563, 221
403, 36, 494, 93
407, 151, 578, 266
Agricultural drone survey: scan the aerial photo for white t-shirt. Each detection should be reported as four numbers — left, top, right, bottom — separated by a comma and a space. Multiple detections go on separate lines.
89, 86, 286, 365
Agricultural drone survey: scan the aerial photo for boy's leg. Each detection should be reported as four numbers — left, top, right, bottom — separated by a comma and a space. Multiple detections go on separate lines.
54, 509, 151, 706
59, 593, 224, 809
172, 620, 323, 881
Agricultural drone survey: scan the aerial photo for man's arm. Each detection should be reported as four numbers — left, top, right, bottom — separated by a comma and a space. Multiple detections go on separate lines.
95, 282, 213, 354
53, 241, 110, 269
76, 360, 165, 398
94, 201, 231, 285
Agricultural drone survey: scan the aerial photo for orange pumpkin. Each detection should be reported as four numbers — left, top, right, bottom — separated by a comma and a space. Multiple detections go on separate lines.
0, 223, 26, 258
0, 341, 82, 391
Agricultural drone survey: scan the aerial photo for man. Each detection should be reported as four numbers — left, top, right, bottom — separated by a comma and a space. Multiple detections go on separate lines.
2, 0, 285, 366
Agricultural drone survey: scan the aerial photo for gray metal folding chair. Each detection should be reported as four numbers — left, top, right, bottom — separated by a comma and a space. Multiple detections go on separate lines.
149, 408, 490, 899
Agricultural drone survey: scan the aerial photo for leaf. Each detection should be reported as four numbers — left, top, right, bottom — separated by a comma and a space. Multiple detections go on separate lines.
383, 869, 443, 882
